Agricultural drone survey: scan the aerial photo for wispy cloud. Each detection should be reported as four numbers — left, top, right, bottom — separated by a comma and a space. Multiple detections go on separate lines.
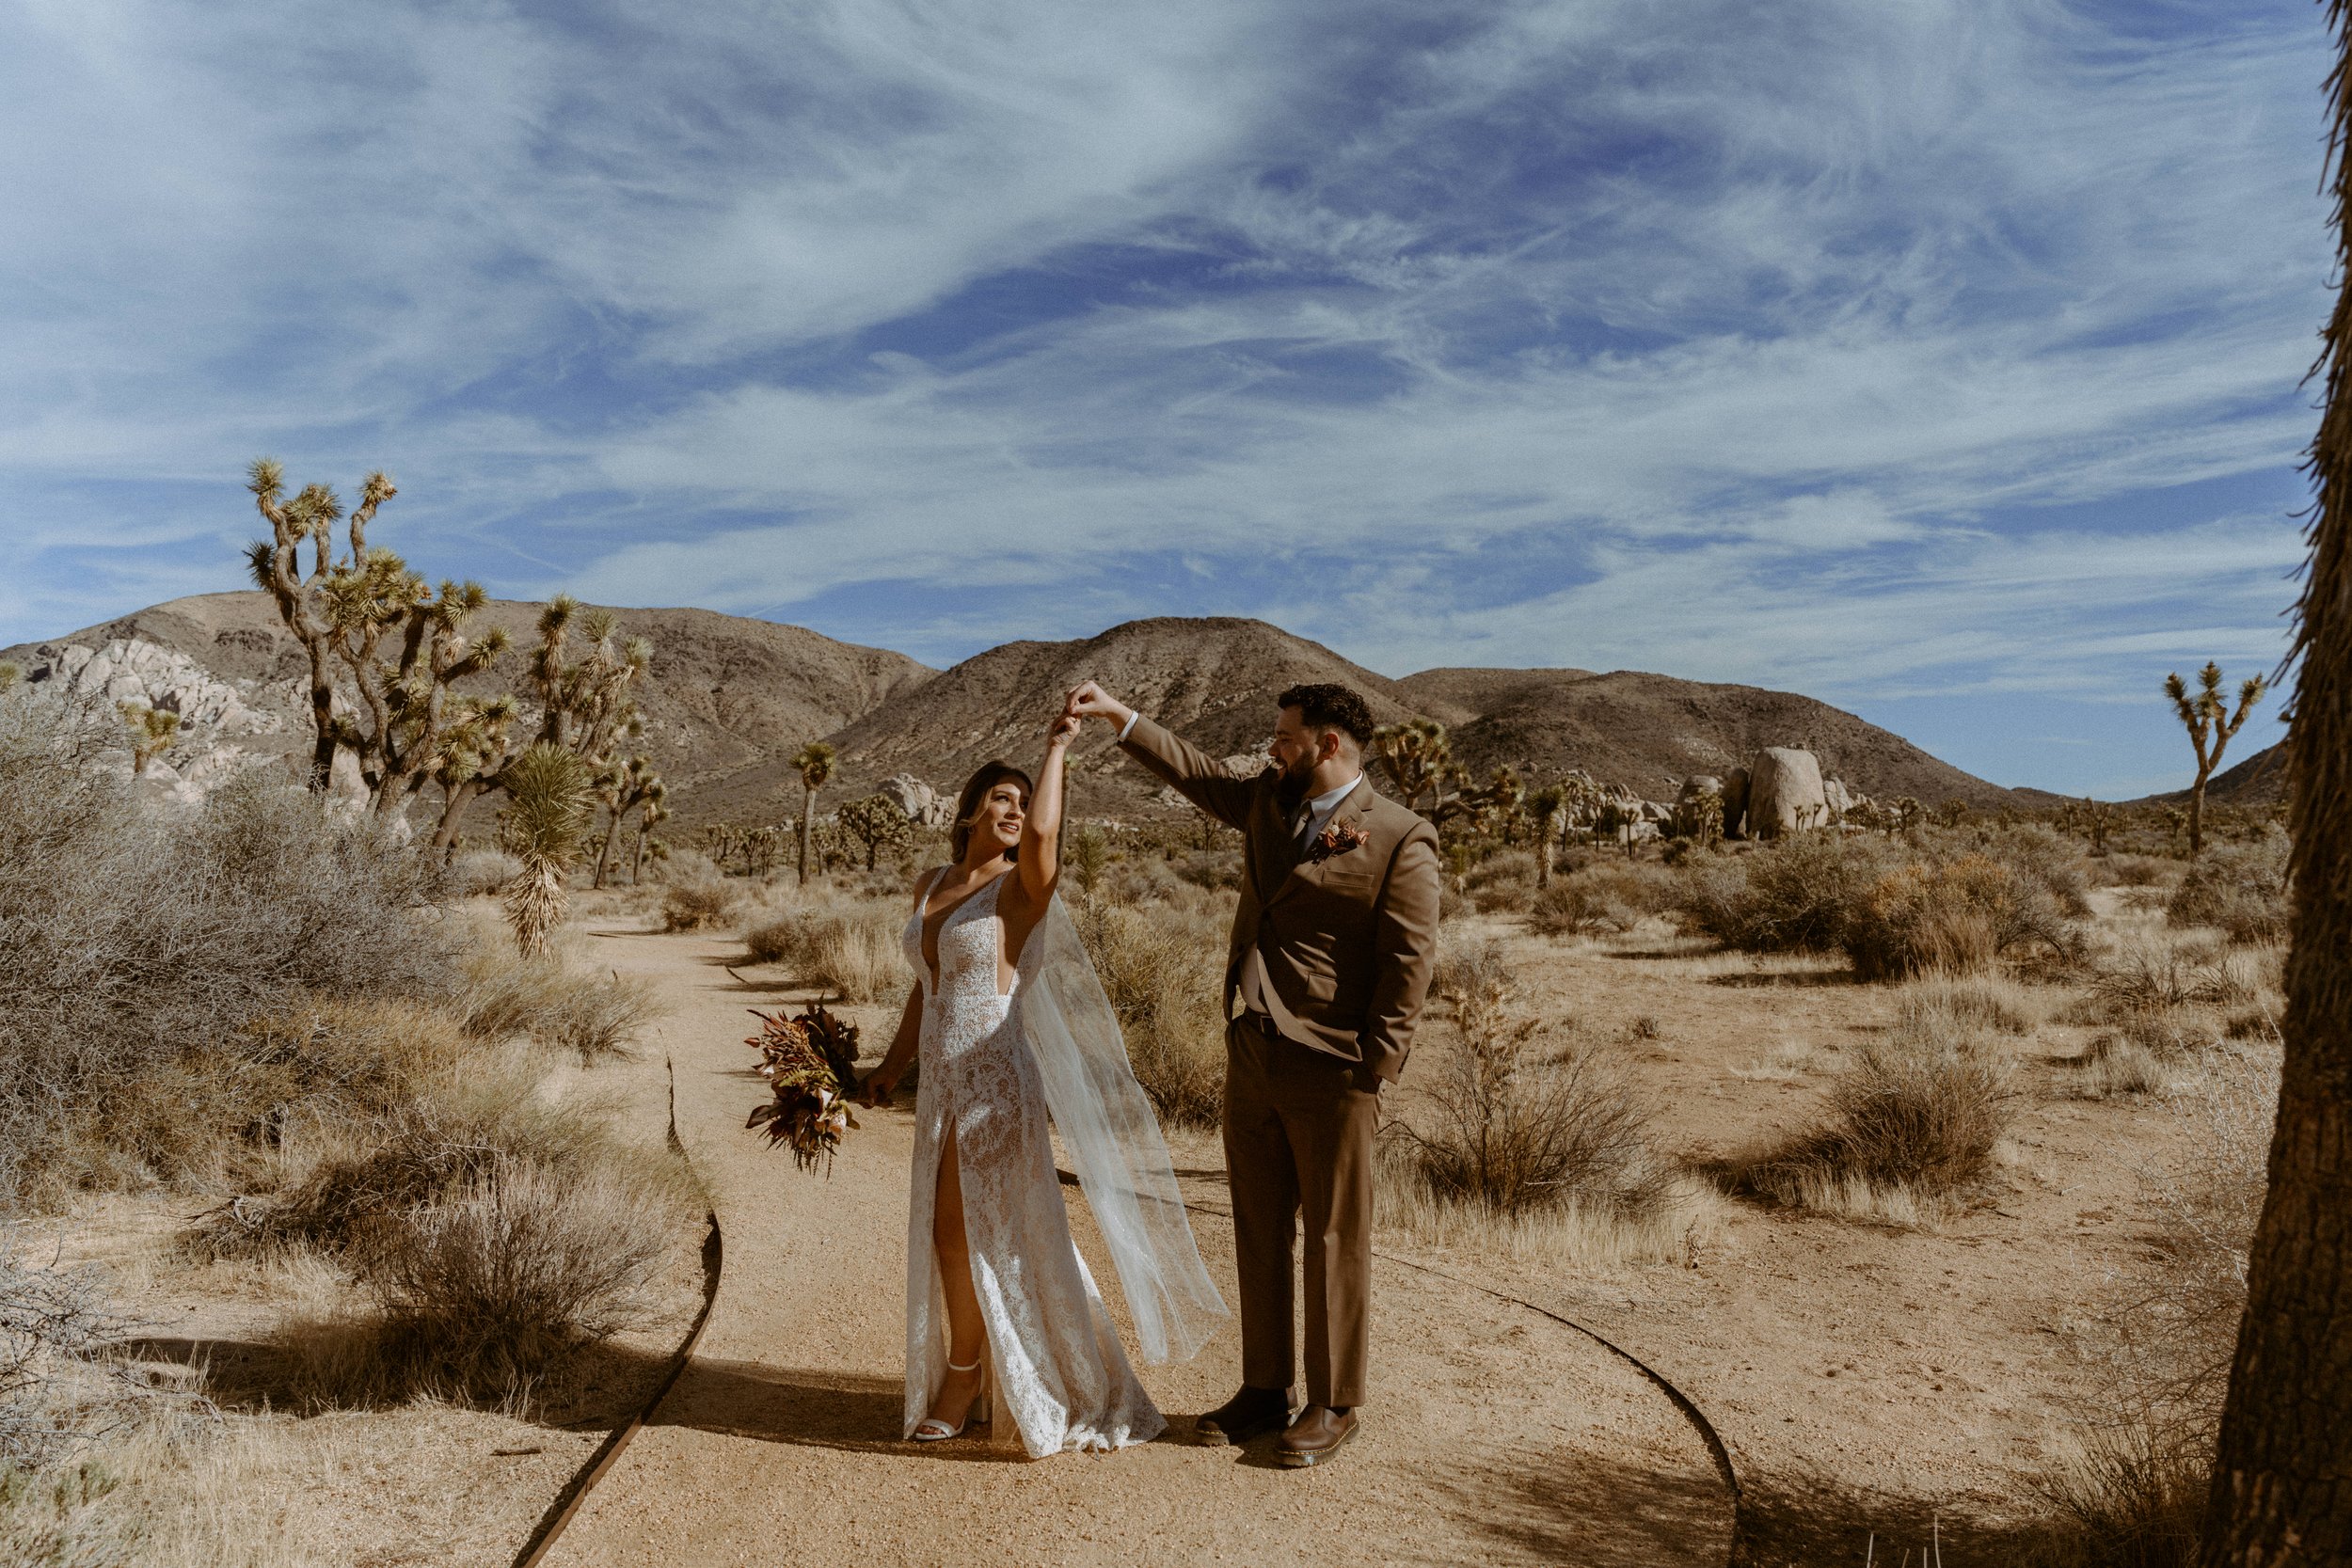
0, 0, 2327, 792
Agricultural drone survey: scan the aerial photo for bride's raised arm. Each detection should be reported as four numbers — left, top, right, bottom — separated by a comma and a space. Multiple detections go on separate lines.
1016, 712, 1078, 909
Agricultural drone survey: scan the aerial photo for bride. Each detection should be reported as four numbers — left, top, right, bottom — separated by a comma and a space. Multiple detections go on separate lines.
856, 712, 1227, 1455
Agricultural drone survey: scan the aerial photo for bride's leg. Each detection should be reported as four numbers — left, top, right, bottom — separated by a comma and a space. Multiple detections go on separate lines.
927, 1122, 988, 1426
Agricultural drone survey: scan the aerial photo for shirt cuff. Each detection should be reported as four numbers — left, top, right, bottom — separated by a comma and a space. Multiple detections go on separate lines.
1116, 709, 1140, 742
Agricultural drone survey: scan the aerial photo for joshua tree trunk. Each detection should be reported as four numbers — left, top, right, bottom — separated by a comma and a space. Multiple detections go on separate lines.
799, 784, 816, 885
2198, 8, 2352, 1556
590, 805, 621, 889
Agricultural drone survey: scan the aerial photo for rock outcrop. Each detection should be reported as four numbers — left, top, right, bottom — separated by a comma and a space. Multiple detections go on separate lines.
1744, 747, 1829, 838
877, 773, 954, 829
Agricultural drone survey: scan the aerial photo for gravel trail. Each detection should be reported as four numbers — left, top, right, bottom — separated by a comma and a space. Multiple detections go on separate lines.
540, 925, 1734, 1568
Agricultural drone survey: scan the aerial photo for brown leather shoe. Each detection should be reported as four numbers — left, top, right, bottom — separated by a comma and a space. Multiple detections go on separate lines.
1276, 1405, 1359, 1467
1195, 1386, 1292, 1447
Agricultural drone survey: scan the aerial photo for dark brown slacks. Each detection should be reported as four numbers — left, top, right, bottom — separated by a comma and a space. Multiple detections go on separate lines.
1222, 1016, 1379, 1409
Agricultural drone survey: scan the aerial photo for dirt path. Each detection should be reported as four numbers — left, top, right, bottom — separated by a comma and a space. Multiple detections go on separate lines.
539, 923, 1735, 1568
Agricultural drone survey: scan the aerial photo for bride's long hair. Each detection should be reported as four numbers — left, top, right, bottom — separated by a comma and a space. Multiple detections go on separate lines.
949, 761, 1034, 862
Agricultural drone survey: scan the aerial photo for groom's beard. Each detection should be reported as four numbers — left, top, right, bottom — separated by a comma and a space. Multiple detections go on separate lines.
1273, 757, 1315, 816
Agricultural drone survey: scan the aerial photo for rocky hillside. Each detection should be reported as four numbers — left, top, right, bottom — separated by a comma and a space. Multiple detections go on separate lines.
5, 597, 2018, 827
1, 592, 932, 800
1398, 668, 2012, 810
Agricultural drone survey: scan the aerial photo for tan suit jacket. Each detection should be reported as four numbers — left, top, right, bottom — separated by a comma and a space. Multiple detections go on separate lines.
1120, 717, 1441, 1084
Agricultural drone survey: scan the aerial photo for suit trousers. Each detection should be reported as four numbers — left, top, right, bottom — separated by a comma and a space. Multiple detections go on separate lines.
1222, 1015, 1379, 1409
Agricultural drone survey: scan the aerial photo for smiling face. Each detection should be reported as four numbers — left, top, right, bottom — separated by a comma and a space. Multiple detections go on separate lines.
965, 779, 1027, 858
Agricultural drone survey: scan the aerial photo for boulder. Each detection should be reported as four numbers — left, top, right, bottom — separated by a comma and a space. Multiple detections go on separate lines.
1744, 748, 1829, 838
878, 773, 954, 829
1823, 778, 1859, 819
1720, 767, 1751, 838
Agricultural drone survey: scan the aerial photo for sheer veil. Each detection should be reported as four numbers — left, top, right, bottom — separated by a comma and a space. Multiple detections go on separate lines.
1015, 895, 1229, 1364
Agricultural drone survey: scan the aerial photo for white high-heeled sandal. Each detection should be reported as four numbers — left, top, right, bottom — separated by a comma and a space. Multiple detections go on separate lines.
913, 1356, 988, 1442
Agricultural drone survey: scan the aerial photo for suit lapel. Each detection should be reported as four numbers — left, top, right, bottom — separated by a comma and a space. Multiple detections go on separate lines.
1269, 778, 1376, 906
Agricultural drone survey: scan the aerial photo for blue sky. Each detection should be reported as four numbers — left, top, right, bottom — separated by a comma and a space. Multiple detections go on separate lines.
0, 0, 2328, 795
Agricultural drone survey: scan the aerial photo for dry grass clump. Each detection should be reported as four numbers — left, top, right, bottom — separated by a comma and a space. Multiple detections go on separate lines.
1466, 849, 1537, 912
2094, 853, 2182, 890
356, 1156, 686, 1391
1528, 861, 1681, 937
2165, 833, 2288, 943
1387, 938, 1677, 1244
1733, 1000, 2012, 1221
1846, 854, 2081, 981
661, 875, 739, 932
1970, 821, 2096, 917
1074, 893, 1229, 1126
1897, 974, 2045, 1036
2021, 1421, 2208, 1568
448, 847, 522, 898
1677, 833, 1895, 954
457, 952, 659, 1059
732, 886, 906, 1002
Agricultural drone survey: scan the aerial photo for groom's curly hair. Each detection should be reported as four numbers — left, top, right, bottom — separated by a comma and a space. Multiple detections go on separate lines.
1277, 682, 1375, 748
950, 761, 1035, 862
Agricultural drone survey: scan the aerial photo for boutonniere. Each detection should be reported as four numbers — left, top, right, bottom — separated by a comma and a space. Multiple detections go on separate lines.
1307, 820, 1370, 863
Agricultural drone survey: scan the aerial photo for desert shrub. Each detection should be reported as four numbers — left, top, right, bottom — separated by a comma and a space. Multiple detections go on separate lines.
0, 1230, 152, 1467
194, 1047, 681, 1261
2023, 1420, 2207, 1568
0, 714, 469, 1205
801, 903, 904, 1002
1466, 849, 1535, 913
1897, 974, 2042, 1036
1972, 822, 2094, 917
2167, 834, 2289, 943
661, 875, 738, 932
1528, 861, 1681, 937
2096, 853, 2180, 890
2066, 1036, 2170, 1100
1075, 897, 1228, 1126
448, 847, 522, 898
1390, 938, 1668, 1219
1677, 833, 1895, 954
457, 954, 659, 1059
1170, 848, 1241, 891
1845, 855, 2080, 981
743, 914, 798, 965
1737, 1002, 2011, 1214
357, 1155, 687, 1389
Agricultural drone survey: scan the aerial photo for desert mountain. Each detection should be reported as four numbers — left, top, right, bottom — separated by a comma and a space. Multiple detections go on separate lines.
1399, 668, 2013, 811
699, 619, 2017, 822
1, 592, 932, 795
5, 595, 2019, 826
2135, 739, 2289, 809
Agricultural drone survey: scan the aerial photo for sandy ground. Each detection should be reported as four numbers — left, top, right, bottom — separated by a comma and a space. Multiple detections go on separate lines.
539, 922, 1737, 1568
84, 967, 709, 1568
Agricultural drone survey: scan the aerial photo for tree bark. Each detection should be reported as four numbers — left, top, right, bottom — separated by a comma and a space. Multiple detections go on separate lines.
2190, 768, 2211, 858
799, 784, 816, 886
2199, 4, 2352, 1553
590, 805, 619, 889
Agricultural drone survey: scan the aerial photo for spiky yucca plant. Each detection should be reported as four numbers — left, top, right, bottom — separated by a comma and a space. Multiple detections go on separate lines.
2164, 660, 2268, 858
500, 742, 594, 958
116, 701, 182, 776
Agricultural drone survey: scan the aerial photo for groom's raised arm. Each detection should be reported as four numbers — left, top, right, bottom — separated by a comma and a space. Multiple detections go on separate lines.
1066, 680, 1255, 832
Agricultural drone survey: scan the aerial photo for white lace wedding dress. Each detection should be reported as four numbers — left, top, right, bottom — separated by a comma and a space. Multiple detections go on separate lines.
900, 872, 1180, 1456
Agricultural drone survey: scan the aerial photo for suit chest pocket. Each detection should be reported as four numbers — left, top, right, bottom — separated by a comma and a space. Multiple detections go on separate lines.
1316, 864, 1379, 900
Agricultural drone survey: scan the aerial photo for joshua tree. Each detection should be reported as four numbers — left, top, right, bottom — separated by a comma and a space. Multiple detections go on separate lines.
1527, 784, 1567, 888
837, 793, 914, 871
2198, 8, 2352, 1553
498, 742, 594, 958
245, 460, 510, 807
744, 825, 782, 879
791, 742, 835, 885
589, 754, 666, 889
419, 599, 652, 855
116, 701, 181, 776
1370, 719, 1451, 814
2166, 660, 2269, 857
630, 798, 671, 883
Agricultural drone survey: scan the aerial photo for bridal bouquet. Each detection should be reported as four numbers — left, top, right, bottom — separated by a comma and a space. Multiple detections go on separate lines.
744, 1004, 864, 1173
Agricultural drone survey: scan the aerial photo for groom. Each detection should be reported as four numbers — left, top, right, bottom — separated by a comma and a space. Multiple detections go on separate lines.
1065, 679, 1440, 1467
